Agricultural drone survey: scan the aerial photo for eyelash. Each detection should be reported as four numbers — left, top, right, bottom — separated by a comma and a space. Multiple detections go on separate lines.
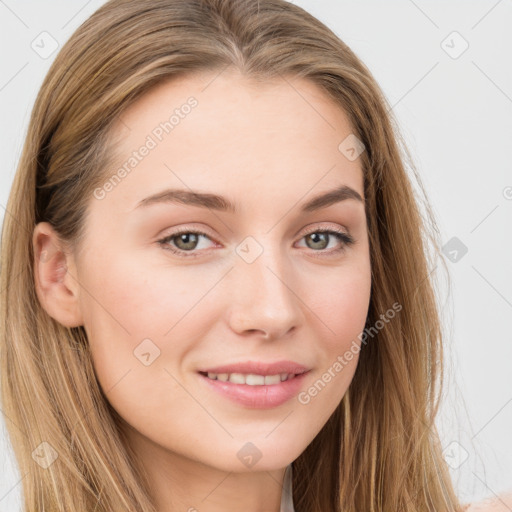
157, 226, 355, 259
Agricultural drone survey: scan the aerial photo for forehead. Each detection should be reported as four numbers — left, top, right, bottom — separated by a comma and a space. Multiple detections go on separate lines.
98, 69, 365, 215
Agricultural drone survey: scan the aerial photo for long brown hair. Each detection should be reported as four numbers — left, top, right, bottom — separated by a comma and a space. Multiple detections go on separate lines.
1, 0, 462, 510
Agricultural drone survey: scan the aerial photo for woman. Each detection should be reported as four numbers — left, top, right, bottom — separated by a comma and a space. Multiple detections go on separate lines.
0, 0, 503, 510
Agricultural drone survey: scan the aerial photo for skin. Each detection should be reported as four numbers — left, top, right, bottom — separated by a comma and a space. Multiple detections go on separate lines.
33, 68, 372, 512
465, 494, 512, 511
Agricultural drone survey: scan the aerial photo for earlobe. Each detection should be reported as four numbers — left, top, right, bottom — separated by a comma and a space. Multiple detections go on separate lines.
32, 222, 84, 328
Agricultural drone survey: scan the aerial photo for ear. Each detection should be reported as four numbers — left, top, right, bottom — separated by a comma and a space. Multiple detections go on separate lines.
32, 222, 84, 327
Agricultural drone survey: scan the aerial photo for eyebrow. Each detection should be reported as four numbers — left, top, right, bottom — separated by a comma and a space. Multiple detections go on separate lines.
134, 184, 364, 214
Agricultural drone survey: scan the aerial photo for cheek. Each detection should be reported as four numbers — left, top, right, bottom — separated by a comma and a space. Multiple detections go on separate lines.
309, 262, 371, 345
299, 263, 370, 408
295, 273, 369, 426
79, 249, 209, 339
76, 250, 227, 394
76, 252, 206, 433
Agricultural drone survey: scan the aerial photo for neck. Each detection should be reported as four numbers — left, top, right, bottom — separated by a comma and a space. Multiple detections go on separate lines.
124, 428, 289, 512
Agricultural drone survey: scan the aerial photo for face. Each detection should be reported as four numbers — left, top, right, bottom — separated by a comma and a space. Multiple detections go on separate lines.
55, 69, 371, 473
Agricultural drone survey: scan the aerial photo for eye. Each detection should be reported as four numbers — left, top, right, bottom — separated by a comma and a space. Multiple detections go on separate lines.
158, 228, 216, 258
157, 226, 355, 258
296, 226, 355, 257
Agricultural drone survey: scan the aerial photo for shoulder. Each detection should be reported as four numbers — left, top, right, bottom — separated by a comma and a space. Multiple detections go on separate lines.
462, 492, 512, 511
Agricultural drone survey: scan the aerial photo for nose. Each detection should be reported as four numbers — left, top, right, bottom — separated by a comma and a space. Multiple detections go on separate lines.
226, 244, 304, 341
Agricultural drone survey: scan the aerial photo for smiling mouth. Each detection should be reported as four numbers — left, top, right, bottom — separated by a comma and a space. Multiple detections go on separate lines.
198, 371, 303, 385
197, 369, 310, 408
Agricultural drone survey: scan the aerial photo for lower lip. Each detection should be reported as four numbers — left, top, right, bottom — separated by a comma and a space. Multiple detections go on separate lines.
197, 372, 310, 409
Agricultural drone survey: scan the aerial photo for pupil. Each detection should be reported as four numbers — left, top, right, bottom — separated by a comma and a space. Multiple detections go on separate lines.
308, 232, 327, 249
177, 233, 198, 250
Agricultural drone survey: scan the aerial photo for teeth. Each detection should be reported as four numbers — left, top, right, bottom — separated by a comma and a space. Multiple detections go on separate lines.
230, 373, 246, 384
205, 372, 296, 385
246, 374, 265, 385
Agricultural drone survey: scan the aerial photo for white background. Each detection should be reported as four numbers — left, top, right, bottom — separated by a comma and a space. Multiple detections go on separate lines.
1, 1, 511, 510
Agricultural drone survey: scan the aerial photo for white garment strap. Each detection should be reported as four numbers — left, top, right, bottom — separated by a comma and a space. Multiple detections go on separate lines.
279, 463, 295, 512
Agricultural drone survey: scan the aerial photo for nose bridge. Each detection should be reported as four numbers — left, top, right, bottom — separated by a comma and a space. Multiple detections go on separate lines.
227, 234, 302, 337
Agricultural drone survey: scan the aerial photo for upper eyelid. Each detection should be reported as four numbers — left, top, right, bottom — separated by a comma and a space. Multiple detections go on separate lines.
159, 221, 350, 238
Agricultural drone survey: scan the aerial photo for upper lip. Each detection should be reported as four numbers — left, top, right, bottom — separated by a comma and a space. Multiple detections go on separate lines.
198, 360, 310, 376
